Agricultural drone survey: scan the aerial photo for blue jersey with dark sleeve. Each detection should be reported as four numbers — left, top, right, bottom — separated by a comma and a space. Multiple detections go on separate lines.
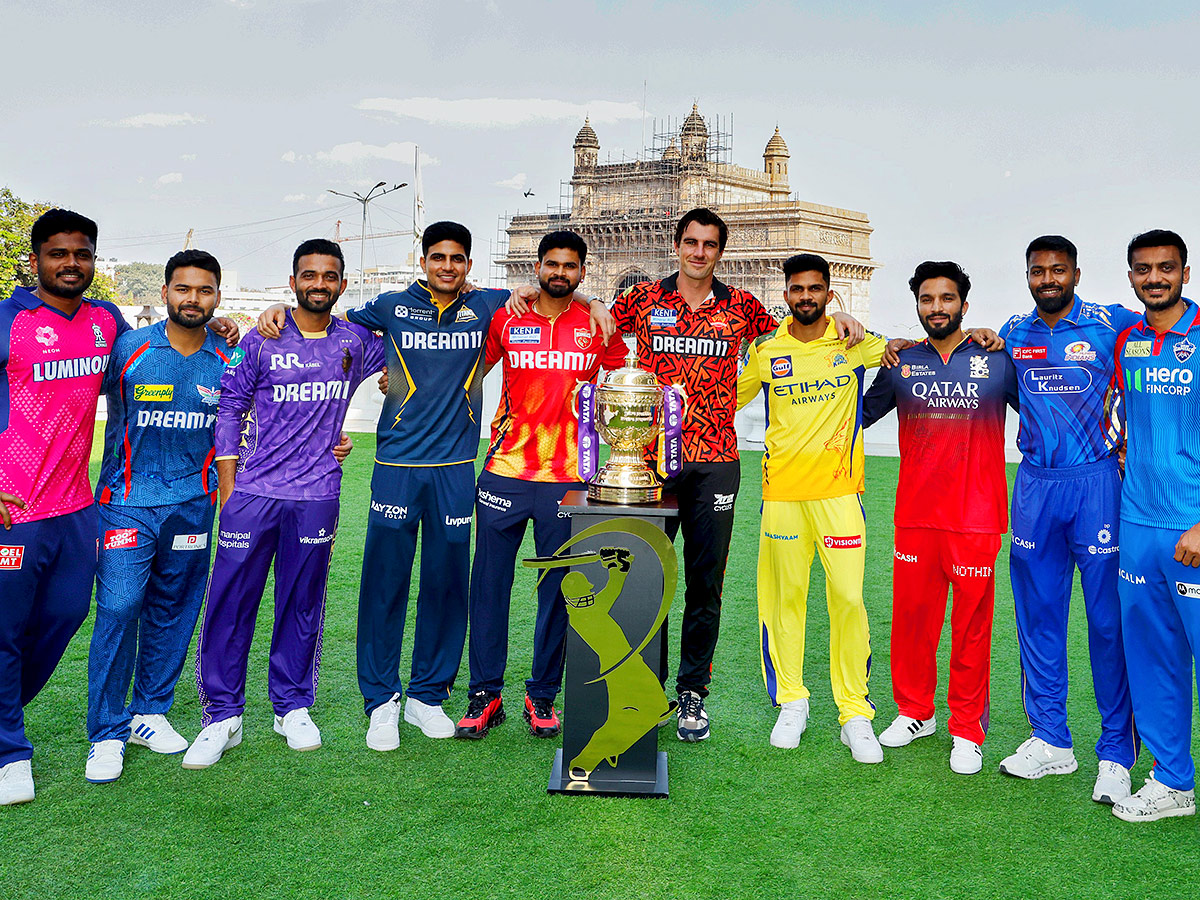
97, 322, 231, 507
346, 280, 510, 466
1000, 295, 1142, 469
1115, 298, 1200, 531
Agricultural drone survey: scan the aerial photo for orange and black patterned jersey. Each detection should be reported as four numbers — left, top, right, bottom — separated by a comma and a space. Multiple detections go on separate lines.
484, 303, 627, 482
611, 273, 779, 463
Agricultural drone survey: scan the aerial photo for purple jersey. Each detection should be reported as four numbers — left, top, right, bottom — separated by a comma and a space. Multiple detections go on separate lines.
214, 311, 385, 501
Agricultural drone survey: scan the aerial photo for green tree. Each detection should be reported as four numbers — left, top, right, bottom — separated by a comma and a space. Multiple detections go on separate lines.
115, 260, 163, 301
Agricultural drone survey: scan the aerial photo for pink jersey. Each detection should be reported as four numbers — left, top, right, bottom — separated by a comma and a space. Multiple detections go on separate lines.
0, 287, 129, 524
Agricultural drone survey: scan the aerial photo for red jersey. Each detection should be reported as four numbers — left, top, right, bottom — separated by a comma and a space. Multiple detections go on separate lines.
484, 302, 627, 483
612, 274, 778, 463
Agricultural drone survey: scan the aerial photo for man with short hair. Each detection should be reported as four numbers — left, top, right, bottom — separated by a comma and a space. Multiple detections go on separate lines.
182, 239, 384, 769
736, 252, 888, 763
998, 235, 1141, 805
1111, 229, 1200, 822
863, 261, 1018, 775
611, 208, 865, 742
85, 250, 231, 782
0, 210, 130, 804
455, 230, 626, 739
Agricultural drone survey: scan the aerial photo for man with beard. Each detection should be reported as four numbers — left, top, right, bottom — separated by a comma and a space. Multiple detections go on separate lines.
454, 231, 626, 739
183, 239, 384, 769
1111, 230, 1200, 822
862, 261, 1018, 775
998, 235, 1141, 805
735, 253, 889, 763
0, 210, 130, 804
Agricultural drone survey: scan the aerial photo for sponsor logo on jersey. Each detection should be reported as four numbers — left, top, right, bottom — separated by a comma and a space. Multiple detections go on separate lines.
764, 531, 799, 541
197, 385, 220, 406
713, 492, 735, 512
444, 515, 472, 527
104, 528, 138, 550
0, 546, 24, 570
574, 327, 592, 350
1064, 340, 1097, 362
137, 409, 218, 429
271, 380, 353, 403
953, 564, 993, 577
1125, 365, 1194, 396
226, 346, 245, 368
1176, 581, 1200, 598
370, 500, 407, 520
1174, 337, 1196, 363
1123, 340, 1152, 358
298, 527, 335, 545
508, 325, 542, 345
270, 353, 312, 370
399, 330, 483, 351
455, 307, 478, 323
1119, 568, 1146, 585
772, 374, 853, 403
651, 334, 730, 357
477, 489, 512, 512
824, 534, 863, 549
218, 529, 251, 549
506, 349, 598, 371
969, 355, 990, 379
172, 533, 209, 551
35, 325, 59, 347
1022, 366, 1092, 394
770, 357, 793, 378
1012, 346, 1047, 360
92, 322, 107, 349
31, 354, 110, 382
134, 384, 174, 402
649, 308, 677, 328
900, 363, 935, 379
910, 379, 980, 409
1012, 535, 1036, 551
394, 305, 410, 318
894, 550, 918, 563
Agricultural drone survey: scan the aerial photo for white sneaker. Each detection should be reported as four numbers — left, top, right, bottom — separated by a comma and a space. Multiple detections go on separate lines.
180, 716, 243, 770
998, 736, 1077, 779
0, 759, 35, 805
770, 699, 809, 749
879, 714, 936, 748
404, 697, 455, 739
273, 708, 322, 751
950, 736, 983, 775
1093, 760, 1132, 805
129, 714, 189, 754
840, 715, 883, 764
85, 740, 126, 783
1113, 775, 1196, 822
366, 693, 402, 751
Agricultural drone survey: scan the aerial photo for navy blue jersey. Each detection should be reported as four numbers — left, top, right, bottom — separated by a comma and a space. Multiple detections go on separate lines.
347, 281, 509, 466
1116, 298, 1200, 531
1000, 295, 1141, 468
97, 322, 229, 507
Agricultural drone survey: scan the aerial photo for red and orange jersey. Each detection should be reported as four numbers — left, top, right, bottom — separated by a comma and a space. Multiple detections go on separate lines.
611, 274, 778, 463
484, 302, 627, 482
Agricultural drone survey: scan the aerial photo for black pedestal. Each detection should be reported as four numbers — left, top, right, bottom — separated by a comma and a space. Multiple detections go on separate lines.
541, 491, 678, 797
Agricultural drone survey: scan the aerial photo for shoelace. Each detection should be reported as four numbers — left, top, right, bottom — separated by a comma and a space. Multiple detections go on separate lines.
466, 693, 496, 718
531, 698, 555, 720
679, 694, 704, 721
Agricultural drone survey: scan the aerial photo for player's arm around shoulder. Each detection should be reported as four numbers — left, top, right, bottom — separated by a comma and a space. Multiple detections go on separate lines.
862, 359, 897, 428
856, 330, 891, 369
736, 337, 768, 411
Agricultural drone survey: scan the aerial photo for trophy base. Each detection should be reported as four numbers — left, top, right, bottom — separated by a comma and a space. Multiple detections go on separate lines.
587, 483, 663, 504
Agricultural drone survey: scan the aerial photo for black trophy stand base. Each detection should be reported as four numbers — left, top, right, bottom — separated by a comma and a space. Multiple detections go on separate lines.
547, 748, 668, 798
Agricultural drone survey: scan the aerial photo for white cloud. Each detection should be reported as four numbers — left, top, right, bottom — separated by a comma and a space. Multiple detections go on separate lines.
312, 141, 438, 167
280, 150, 298, 163
355, 97, 643, 128
155, 172, 183, 186
103, 113, 205, 128
283, 193, 308, 203
496, 172, 527, 190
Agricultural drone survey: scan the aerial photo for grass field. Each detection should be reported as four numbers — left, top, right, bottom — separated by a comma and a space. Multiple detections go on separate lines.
2, 437, 1198, 900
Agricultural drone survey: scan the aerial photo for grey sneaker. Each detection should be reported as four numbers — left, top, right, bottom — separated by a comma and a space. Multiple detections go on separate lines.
1113, 775, 1196, 822
1093, 760, 1132, 805
677, 691, 710, 742
998, 736, 1077, 779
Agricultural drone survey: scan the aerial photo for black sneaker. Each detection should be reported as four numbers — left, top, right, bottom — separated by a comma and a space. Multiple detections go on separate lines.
454, 691, 505, 739
523, 694, 561, 738
676, 690, 710, 742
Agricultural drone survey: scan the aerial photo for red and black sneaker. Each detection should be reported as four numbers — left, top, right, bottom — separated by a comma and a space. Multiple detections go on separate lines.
524, 694, 561, 738
455, 691, 505, 739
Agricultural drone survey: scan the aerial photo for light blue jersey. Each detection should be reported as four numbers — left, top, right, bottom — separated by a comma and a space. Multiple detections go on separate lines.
1116, 298, 1200, 531
1000, 295, 1141, 468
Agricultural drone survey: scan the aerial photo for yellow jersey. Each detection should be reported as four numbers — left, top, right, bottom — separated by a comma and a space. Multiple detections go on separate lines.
737, 318, 886, 501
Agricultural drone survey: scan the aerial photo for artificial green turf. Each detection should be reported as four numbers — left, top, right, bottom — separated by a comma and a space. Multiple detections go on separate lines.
2, 438, 1198, 899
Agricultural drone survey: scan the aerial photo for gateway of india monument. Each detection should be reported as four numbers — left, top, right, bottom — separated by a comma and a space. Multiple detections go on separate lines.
499, 104, 879, 324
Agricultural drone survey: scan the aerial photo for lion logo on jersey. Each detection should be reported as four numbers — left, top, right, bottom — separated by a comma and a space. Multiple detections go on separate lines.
574, 327, 592, 350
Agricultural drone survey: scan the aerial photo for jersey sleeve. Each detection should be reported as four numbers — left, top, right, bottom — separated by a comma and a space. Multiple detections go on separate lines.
485, 309, 509, 367
214, 337, 259, 459
736, 340, 765, 411
999, 314, 1021, 343
479, 288, 512, 316
601, 332, 630, 370
361, 332, 387, 380
346, 293, 388, 331
999, 350, 1020, 412
747, 294, 779, 338
611, 285, 638, 333
95, 298, 132, 340
861, 365, 896, 428
856, 331, 889, 369
1107, 303, 1144, 333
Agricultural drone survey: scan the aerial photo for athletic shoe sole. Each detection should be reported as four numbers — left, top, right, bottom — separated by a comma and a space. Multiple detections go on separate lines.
181, 729, 243, 770
128, 735, 187, 755
1113, 804, 1196, 823
455, 708, 506, 740
272, 722, 322, 751
998, 757, 1078, 779
677, 726, 710, 742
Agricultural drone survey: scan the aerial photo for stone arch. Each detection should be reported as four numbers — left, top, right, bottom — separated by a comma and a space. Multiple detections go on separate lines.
612, 268, 651, 299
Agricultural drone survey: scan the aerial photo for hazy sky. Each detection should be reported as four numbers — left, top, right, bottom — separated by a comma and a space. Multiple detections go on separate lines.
3, 0, 1198, 335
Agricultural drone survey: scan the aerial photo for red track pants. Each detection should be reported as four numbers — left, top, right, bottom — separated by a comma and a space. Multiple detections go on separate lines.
891, 527, 1001, 745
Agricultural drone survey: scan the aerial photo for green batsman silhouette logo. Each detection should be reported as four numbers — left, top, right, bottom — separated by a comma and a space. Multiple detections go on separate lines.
525, 518, 677, 781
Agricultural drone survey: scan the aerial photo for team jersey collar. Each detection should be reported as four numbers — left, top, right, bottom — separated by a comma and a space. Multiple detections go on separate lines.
1028, 292, 1084, 328
149, 318, 228, 359
771, 315, 839, 343
411, 278, 464, 311
917, 335, 973, 361
284, 306, 341, 338
9, 284, 95, 319
660, 272, 732, 306
1161, 297, 1198, 335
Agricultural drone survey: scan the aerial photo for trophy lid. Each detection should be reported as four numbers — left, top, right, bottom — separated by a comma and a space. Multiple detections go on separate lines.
601, 352, 660, 390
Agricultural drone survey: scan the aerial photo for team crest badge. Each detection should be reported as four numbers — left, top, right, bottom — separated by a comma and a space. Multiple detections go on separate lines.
35, 325, 58, 347
827, 351, 848, 368
92, 322, 107, 348
1175, 337, 1195, 363
901, 365, 911, 378
197, 385, 221, 406
574, 327, 592, 350
970, 355, 990, 379
455, 307, 478, 323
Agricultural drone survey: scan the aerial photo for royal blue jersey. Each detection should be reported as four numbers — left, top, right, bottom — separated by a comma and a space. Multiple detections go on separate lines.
1115, 298, 1200, 531
97, 322, 231, 507
346, 280, 510, 466
1000, 295, 1141, 469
